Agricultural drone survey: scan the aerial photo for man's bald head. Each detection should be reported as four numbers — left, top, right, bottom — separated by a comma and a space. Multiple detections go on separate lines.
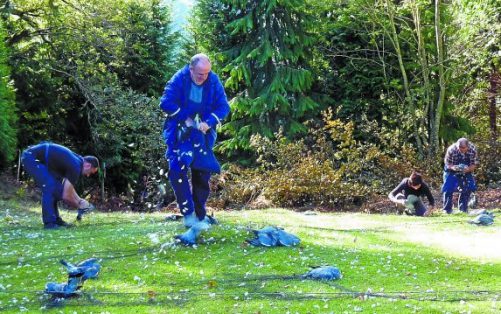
189, 53, 211, 85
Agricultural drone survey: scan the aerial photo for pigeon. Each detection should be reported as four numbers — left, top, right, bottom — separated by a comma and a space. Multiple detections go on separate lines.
174, 221, 210, 246
45, 275, 82, 297
183, 212, 199, 228
45, 258, 101, 298
404, 194, 419, 211
60, 258, 101, 281
165, 214, 184, 221
76, 258, 101, 281
247, 226, 300, 247
77, 203, 95, 221
468, 193, 477, 209
276, 229, 301, 246
302, 266, 342, 281
202, 214, 219, 225
469, 212, 494, 226
468, 208, 486, 216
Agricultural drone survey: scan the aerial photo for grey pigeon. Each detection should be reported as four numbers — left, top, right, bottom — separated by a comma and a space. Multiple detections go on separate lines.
468, 193, 477, 209
165, 214, 183, 221
76, 258, 101, 281
247, 226, 300, 247
202, 214, 219, 225
469, 212, 494, 226
77, 204, 95, 221
247, 226, 279, 247
174, 221, 210, 246
45, 275, 82, 297
302, 266, 342, 280
468, 208, 486, 216
276, 229, 301, 247
60, 258, 101, 281
45, 258, 101, 298
183, 212, 199, 228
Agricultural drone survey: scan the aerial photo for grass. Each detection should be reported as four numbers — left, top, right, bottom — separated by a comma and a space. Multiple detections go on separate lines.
0, 197, 500, 313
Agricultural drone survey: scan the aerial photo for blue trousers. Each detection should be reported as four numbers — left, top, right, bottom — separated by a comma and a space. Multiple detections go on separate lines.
168, 167, 211, 220
441, 171, 476, 213
21, 150, 64, 225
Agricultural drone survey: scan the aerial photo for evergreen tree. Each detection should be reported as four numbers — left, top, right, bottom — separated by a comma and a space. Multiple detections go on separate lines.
193, 0, 321, 154
0, 19, 17, 168
118, 0, 179, 96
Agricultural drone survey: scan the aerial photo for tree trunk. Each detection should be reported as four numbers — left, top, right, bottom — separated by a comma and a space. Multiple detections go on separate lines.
385, 0, 424, 156
432, 0, 446, 156
412, 1, 432, 153
488, 68, 499, 141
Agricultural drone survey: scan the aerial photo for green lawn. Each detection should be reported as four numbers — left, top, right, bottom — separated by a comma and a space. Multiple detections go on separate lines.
0, 198, 500, 313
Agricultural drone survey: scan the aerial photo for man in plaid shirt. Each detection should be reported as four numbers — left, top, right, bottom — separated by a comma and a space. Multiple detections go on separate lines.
442, 138, 479, 213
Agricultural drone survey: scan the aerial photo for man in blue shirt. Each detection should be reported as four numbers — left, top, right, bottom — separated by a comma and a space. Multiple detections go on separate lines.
21, 143, 99, 229
160, 54, 230, 228
442, 138, 479, 213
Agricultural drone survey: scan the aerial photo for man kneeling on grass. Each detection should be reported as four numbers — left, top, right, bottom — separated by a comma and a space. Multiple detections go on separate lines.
388, 171, 435, 216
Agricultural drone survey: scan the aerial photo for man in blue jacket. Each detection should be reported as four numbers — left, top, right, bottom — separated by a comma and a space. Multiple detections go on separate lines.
21, 142, 99, 229
160, 54, 230, 228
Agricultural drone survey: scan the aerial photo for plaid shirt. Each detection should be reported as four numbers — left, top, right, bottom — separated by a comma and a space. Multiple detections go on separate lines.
444, 142, 479, 168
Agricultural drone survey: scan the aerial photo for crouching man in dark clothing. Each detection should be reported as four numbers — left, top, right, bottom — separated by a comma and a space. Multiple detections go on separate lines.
388, 171, 435, 216
21, 142, 99, 229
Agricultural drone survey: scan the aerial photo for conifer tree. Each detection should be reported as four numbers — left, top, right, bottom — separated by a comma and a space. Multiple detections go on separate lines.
193, 0, 321, 153
0, 20, 17, 168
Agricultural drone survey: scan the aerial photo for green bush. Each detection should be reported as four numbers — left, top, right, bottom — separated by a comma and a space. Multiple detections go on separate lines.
213, 111, 447, 210
472, 138, 501, 188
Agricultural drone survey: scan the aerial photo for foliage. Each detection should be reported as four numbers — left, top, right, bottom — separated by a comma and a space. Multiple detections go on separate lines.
0, 19, 17, 168
310, 0, 480, 157
75, 76, 166, 194
2, 0, 178, 192
215, 109, 447, 209
448, 0, 500, 186
192, 0, 322, 157
470, 137, 501, 188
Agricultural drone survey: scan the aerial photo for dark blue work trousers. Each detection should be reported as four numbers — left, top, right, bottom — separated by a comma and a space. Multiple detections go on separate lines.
168, 167, 211, 220
21, 151, 64, 225
442, 171, 476, 213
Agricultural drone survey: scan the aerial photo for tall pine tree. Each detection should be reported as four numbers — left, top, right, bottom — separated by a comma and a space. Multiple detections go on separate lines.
0, 19, 17, 168
193, 0, 321, 154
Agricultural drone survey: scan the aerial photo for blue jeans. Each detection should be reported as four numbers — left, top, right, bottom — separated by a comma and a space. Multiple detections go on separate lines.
441, 171, 476, 213
21, 150, 64, 225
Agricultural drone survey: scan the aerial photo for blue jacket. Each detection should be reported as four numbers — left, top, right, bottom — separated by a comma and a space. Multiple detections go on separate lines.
160, 65, 230, 173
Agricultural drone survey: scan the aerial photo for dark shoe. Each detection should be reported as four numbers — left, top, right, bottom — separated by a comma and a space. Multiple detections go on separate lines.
55, 218, 74, 228
44, 223, 61, 230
